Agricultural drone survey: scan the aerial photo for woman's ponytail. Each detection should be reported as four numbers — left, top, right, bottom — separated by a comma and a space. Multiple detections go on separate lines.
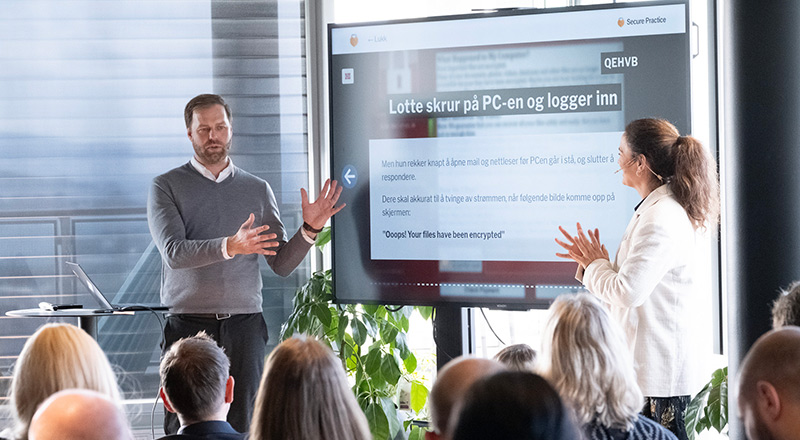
670, 135, 719, 230
625, 118, 720, 230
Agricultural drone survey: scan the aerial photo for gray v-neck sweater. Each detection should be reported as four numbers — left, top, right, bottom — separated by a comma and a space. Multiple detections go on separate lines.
147, 163, 312, 314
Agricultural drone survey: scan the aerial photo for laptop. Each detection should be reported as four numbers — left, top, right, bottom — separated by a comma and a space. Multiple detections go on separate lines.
65, 261, 169, 313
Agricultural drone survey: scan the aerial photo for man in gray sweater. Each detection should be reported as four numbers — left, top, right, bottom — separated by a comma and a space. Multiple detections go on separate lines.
147, 94, 344, 434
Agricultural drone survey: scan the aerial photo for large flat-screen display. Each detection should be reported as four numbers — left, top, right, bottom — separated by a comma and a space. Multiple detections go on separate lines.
329, 1, 691, 307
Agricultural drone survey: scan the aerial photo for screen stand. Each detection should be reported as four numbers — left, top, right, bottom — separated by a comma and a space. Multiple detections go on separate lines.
434, 306, 474, 371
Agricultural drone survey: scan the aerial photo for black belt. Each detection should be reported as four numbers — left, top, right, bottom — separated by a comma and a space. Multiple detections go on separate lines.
168, 313, 233, 320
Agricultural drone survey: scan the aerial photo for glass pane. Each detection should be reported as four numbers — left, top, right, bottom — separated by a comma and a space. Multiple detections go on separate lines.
0, 0, 308, 434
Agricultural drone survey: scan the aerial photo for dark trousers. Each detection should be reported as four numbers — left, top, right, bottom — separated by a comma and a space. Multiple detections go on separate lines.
162, 313, 268, 435
642, 395, 691, 440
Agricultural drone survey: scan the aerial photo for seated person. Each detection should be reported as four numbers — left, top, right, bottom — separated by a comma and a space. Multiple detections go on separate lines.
249, 335, 371, 440
538, 293, 677, 440
27, 389, 133, 440
451, 371, 580, 440
493, 343, 536, 372
737, 326, 800, 440
1, 323, 121, 440
771, 281, 800, 327
426, 356, 505, 440
158, 332, 245, 439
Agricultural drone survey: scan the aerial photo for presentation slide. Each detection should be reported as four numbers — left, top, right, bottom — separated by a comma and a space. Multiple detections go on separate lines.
329, 2, 690, 307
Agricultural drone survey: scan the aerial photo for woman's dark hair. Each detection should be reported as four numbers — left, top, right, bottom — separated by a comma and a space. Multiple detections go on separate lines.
451, 371, 580, 440
624, 118, 719, 229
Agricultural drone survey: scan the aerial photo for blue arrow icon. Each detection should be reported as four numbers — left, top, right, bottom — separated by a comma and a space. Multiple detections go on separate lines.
342, 165, 357, 188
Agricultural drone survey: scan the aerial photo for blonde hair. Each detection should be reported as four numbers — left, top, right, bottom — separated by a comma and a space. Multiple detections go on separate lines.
249, 336, 371, 440
538, 294, 642, 431
8, 323, 121, 440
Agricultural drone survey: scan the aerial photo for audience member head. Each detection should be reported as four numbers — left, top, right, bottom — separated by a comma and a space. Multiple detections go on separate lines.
772, 281, 800, 328
538, 293, 642, 431
624, 118, 719, 229
451, 371, 580, 440
493, 344, 536, 372
28, 389, 132, 440
426, 356, 506, 440
7, 323, 121, 440
737, 327, 800, 440
159, 331, 234, 427
249, 335, 371, 440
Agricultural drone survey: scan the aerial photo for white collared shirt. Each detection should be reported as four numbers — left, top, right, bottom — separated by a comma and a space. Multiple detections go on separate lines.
191, 156, 234, 183
190, 157, 315, 259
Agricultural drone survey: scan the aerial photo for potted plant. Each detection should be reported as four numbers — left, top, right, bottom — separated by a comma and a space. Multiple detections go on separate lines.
281, 229, 431, 439
685, 366, 728, 439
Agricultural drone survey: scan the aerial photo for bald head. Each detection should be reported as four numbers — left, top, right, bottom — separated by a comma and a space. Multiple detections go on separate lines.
739, 327, 800, 402
428, 357, 505, 438
737, 327, 800, 440
28, 389, 133, 440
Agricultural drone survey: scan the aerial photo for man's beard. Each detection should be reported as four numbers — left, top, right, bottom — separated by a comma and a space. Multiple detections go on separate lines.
193, 138, 231, 166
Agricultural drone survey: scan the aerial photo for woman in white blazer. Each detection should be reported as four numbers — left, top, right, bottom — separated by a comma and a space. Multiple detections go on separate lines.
555, 118, 719, 440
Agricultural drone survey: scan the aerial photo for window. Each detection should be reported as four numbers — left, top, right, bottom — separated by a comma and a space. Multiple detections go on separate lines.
0, 0, 309, 434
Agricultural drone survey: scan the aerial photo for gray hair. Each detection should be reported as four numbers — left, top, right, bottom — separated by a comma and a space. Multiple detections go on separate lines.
538, 294, 642, 430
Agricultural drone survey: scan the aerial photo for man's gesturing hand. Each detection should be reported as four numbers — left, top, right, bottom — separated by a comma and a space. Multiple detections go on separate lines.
301, 179, 346, 231
226, 213, 279, 257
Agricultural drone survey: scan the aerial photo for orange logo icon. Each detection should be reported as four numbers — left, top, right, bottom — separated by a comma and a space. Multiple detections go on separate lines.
350, 34, 358, 47
618, 17, 624, 27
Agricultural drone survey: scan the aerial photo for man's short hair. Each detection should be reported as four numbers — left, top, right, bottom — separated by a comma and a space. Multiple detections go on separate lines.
493, 343, 536, 372
184, 94, 232, 128
160, 331, 230, 422
772, 281, 800, 328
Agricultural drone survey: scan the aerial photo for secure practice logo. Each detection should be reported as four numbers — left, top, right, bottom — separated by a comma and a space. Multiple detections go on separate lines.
617, 17, 624, 27
350, 34, 358, 47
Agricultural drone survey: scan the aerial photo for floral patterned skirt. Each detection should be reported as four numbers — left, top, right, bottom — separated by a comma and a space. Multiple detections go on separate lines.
642, 395, 691, 440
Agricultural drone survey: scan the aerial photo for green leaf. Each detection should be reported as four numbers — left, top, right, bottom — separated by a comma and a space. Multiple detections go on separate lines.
363, 304, 380, 315
337, 314, 349, 345
365, 402, 390, 440
403, 351, 418, 374
416, 306, 433, 320
352, 318, 368, 346
400, 314, 410, 332
685, 366, 728, 438
706, 378, 724, 432
410, 381, 429, 414
363, 313, 379, 337
297, 312, 310, 333
311, 302, 332, 327
372, 305, 387, 319
719, 369, 728, 430
365, 348, 383, 377
381, 353, 402, 386
395, 332, 411, 359
711, 366, 726, 386
408, 425, 425, 440
381, 396, 403, 438
685, 382, 709, 439
343, 334, 359, 371
315, 226, 331, 249
380, 321, 398, 343
387, 309, 403, 326
279, 316, 294, 340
